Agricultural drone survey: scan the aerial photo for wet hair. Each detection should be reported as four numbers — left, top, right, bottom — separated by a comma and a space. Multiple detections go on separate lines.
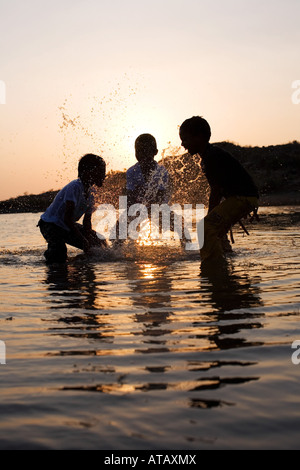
179, 116, 211, 142
135, 134, 158, 154
78, 153, 106, 178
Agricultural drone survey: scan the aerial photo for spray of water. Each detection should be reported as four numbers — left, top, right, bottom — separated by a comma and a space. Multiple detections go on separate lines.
55, 77, 210, 262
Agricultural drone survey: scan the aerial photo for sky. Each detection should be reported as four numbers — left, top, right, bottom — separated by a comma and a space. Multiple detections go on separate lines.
0, 0, 299, 200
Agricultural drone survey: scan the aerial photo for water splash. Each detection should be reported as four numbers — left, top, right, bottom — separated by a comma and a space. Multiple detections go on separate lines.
57, 74, 143, 184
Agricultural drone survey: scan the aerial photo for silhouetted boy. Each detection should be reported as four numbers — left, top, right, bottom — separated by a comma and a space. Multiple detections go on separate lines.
38, 154, 106, 264
126, 133, 170, 207
179, 116, 259, 261
112, 134, 171, 244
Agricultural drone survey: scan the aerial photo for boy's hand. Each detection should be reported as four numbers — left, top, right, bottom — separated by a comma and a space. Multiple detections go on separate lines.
82, 236, 91, 253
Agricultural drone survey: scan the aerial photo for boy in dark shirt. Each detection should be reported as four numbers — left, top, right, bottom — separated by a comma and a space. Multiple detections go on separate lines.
179, 116, 259, 261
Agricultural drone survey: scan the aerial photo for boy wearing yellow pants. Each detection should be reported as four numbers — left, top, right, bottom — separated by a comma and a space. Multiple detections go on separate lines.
179, 116, 259, 261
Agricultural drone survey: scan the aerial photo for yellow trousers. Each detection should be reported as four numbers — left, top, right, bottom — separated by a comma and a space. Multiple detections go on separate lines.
200, 196, 259, 261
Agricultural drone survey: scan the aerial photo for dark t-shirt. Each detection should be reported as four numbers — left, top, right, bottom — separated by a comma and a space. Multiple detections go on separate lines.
201, 144, 259, 198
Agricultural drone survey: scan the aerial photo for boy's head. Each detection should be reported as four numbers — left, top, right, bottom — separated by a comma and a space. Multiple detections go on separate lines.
135, 134, 158, 163
78, 154, 106, 187
179, 116, 211, 156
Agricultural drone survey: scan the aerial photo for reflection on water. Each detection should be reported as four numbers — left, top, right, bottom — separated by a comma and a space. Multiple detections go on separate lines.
41, 254, 265, 408
0, 208, 300, 449
125, 262, 173, 355
199, 259, 264, 351
200, 258, 262, 313
44, 263, 116, 348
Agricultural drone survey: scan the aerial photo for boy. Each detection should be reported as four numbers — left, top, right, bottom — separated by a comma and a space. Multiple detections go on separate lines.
38, 153, 106, 264
112, 134, 171, 244
125, 134, 191, 245
179, 116, 259, 261
113, 133, 187, 245
126, 133, 170, 207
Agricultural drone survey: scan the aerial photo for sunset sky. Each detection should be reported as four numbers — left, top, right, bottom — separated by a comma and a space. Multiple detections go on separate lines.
0, 0, 299, 200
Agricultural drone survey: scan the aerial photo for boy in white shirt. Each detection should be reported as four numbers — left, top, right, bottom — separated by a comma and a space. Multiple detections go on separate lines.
112, 134, 172, 245
126, 134, 171, 208
113, 134, 189, 246
38, 153, 106, 264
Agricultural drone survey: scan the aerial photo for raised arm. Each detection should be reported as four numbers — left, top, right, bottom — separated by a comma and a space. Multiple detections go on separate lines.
82, 211, 92, 233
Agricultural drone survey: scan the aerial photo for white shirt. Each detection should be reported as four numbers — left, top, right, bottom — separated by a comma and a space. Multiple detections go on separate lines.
126, 162, 170, 204
41, 179, 92, 231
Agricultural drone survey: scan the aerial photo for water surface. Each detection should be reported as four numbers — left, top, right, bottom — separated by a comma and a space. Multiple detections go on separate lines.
0, 207, 300, 449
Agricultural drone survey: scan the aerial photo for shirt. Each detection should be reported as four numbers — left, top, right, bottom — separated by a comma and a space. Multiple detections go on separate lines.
41, 179, 92, 231
201, 144, 259, 199
126, 162, 170, 204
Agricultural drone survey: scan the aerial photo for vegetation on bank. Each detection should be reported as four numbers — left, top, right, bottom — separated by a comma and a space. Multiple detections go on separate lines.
1, 141, 299, 213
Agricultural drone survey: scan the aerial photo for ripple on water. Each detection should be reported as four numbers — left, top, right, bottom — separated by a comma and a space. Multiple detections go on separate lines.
0, 208, 300, 449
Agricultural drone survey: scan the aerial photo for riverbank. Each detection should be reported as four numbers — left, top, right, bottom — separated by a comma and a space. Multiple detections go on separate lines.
0, 188, 299, 215
259, 191, 300, 206
1, 141, 299, 213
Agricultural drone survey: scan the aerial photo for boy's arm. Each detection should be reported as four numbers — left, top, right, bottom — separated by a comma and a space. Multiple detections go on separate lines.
83, 212, 92, 233
64, 201, 90, 252
157, 172, 172, 204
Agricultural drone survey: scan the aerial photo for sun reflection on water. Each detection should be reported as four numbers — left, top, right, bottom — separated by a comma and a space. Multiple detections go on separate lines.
139, 263, 159, 280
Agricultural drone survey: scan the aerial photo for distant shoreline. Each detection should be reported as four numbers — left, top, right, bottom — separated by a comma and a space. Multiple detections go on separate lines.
1, 141, 299, 214
259, 191, 300, 207
0, 189, 299, 215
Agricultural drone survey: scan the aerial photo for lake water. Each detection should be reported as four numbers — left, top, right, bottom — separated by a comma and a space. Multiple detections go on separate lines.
0, 207, 300, 450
